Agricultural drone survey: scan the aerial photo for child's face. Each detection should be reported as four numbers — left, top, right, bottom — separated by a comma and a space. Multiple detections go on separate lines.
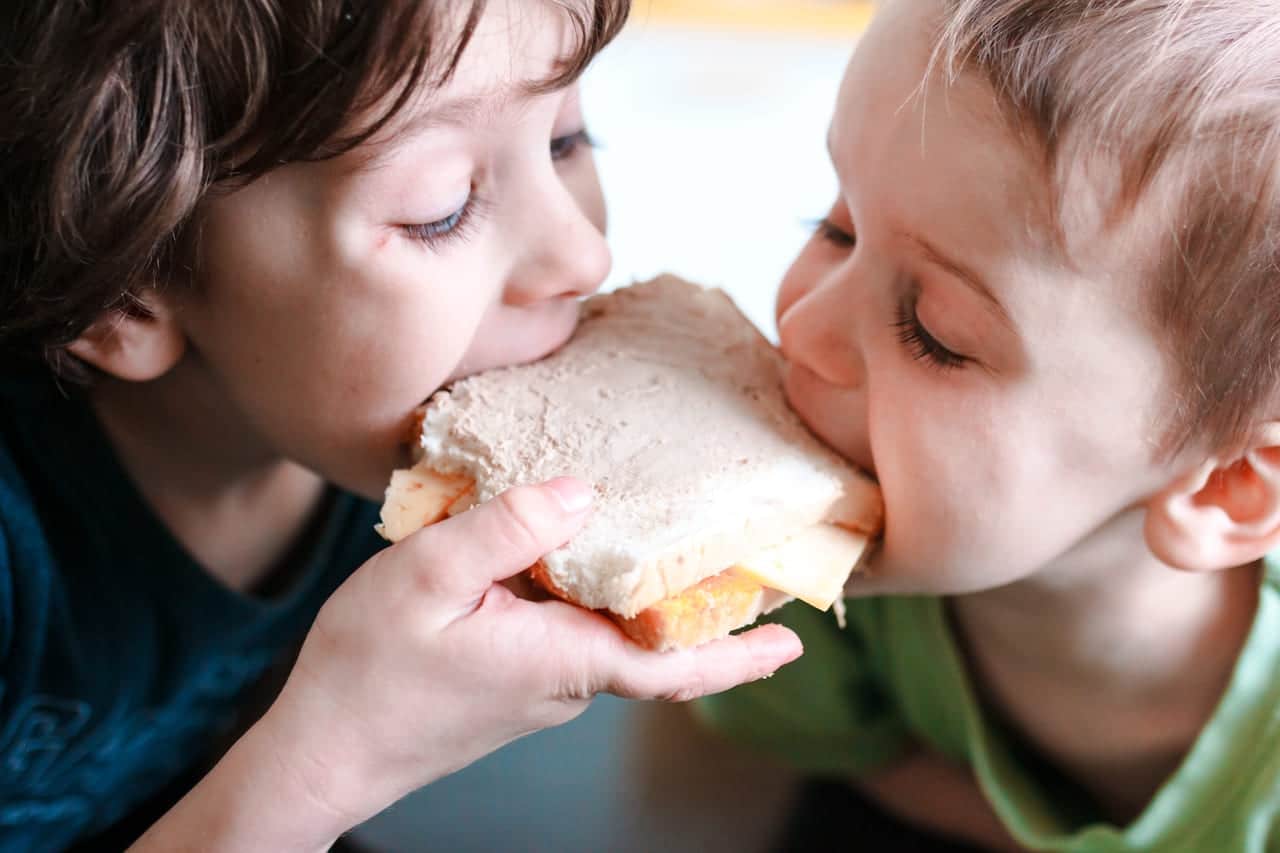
169, 3, 609, 498
779, 0, 1181, 595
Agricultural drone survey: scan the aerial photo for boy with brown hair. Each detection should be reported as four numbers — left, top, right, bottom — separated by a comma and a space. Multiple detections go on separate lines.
702, 1, 1280, 850
0, 2, 801, 850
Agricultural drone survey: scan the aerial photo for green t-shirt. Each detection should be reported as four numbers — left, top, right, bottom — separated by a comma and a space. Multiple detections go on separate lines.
697, 557, 1280, 852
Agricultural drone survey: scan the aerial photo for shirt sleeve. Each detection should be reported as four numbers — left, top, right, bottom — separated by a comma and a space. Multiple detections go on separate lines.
694, 599, 910, 777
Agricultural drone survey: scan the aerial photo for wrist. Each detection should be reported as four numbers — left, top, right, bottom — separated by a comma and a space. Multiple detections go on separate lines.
246, 697, 372, 839
130, 707, 357, 853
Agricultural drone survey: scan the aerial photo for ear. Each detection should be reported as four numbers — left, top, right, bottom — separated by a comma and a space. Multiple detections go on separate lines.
66, 292, 186, 382
1145, 423, 1280, 572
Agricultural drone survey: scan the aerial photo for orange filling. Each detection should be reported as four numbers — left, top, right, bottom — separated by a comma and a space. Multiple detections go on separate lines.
529, 562, 766, 651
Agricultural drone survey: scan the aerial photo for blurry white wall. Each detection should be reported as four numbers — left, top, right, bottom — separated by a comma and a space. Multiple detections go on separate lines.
586, 21, 856, 339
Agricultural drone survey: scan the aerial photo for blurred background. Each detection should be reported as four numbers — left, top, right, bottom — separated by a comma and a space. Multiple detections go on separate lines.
353, 3, 872, 850
592, 0, 873, 338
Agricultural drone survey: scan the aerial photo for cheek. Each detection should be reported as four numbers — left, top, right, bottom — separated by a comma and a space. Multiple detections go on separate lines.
248, 309, 452, 464
868, 380, 1155, 590
203, 253, 480, 430
871, 410, 1052, 590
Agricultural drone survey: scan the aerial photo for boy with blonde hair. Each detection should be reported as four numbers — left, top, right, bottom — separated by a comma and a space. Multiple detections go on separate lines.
702, 1, 1280, 850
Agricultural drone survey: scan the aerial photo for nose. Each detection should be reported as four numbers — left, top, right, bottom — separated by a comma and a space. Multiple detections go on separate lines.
504, 181, 612, 307
777, 272, 866, 389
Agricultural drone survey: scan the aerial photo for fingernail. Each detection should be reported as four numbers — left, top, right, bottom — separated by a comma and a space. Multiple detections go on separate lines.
547, 477, 592, 514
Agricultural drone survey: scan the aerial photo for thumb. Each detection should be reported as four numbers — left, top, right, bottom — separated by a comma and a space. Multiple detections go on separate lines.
396, 477, 593, 600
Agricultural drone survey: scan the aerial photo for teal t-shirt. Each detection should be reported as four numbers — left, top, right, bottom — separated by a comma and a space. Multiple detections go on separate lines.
0, 372, 385, 850
699, 559, 1280, 852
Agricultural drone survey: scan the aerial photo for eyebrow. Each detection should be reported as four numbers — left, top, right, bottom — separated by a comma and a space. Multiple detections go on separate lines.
898, 230, 1013, 326
396, 89, 522, 137
356, 82, 538, 170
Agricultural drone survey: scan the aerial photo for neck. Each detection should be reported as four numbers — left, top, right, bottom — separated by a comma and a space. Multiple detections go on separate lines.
948, 509, 1260, 821
90, 360, 326, 592
953, 508, 1258, 693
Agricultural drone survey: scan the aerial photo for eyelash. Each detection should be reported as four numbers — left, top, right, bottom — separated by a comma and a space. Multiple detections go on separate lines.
812, 217, 856, 249
811, 217, 967, 371
550, 129, 598, 162
402, 195, 485, 250
893, 294, 967, 370
401, 130, 597, 250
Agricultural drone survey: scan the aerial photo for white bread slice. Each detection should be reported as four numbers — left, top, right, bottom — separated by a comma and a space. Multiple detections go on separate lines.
385, 275, 882, 624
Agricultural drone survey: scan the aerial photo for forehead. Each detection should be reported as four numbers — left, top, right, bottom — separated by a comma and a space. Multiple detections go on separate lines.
834, 0, 1062, 269
840, 0, 1172, 314
365, 1, 580, 149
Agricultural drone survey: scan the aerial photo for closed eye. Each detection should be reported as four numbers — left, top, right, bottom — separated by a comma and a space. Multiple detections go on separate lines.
892, 294, 968, 370
810, 217, 856, 249
550, 129, 598, 162
401, 195, 485, 250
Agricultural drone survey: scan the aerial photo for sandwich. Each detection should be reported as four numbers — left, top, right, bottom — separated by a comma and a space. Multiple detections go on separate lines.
376, 275, 883, 651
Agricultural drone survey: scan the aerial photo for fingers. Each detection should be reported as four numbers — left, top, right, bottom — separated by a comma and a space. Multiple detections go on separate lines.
585, 623, 804, 703
395, 477, 592, 600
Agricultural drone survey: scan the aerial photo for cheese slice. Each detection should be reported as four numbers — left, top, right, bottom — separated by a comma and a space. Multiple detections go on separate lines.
733, 523, 869, 610
375, 468, 473, 541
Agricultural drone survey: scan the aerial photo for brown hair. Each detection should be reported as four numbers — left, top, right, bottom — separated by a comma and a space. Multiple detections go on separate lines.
0, 0, 629, 379
934, 0, 1280, 457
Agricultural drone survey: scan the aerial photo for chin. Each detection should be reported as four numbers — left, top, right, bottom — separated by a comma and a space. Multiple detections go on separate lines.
324, 433, 416, 503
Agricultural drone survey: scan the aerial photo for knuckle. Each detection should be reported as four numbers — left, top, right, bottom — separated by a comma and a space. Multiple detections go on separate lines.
493, 487, 553, 556
620, 652, 707, 703
384, 534, 445, 595
557, 640, 608, 701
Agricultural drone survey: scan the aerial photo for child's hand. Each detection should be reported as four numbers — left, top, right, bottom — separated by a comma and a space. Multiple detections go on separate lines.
263, 478, 803, 836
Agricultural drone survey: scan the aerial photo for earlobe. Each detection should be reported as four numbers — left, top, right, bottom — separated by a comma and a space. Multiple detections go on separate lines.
1145, 431, 1280, 572
67, 294, 186, 382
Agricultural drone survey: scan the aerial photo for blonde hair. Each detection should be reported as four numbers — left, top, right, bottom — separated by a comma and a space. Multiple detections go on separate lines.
935, 0, 1280, 456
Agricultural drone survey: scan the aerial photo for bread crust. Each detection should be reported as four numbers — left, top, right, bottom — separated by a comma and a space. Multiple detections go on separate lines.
529, 561, 777, 650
